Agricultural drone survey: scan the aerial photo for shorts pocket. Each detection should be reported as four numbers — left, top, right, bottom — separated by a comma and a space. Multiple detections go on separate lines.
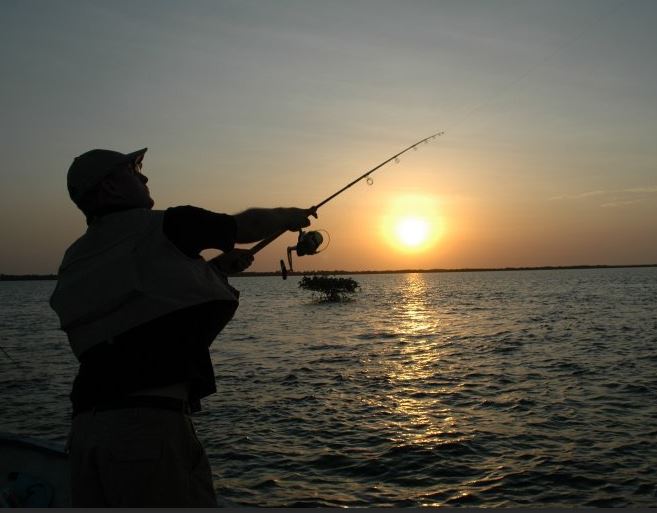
104, 439, 165, 506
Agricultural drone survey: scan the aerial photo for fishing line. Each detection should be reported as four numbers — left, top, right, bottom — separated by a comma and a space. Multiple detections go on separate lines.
445, 0, 628, 134
244, 0, 627, 267
0, 340, 23, 370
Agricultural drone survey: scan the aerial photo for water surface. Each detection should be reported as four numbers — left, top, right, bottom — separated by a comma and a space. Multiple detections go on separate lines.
1, 268, 656, 506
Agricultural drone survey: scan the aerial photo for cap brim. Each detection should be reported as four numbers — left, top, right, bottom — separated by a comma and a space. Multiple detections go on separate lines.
125, 148, 148, 164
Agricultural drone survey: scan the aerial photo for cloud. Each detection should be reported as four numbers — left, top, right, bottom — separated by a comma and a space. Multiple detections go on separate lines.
549, 186, 657, 207
600, 199, 643, 208
549, 190, 606, 201
624, 186, 657, 194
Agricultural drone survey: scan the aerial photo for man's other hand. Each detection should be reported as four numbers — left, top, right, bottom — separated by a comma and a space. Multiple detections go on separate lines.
210, 249, 254, 275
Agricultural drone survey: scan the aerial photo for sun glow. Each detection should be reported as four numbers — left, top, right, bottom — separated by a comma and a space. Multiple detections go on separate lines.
381, 194, 444, 253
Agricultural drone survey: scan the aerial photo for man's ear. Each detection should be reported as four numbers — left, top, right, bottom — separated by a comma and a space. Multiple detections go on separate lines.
99, 177, 121, 199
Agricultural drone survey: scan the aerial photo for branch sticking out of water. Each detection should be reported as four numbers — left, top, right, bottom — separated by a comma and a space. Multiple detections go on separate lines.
298, 275, 360, 302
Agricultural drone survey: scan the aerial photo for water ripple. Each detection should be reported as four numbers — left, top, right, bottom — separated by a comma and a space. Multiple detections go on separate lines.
2, 269, 657, 506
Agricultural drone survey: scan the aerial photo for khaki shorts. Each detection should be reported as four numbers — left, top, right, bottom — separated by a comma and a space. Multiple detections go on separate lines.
69, 407, 217, 507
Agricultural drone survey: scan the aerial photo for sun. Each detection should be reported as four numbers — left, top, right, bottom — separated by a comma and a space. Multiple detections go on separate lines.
395, 216, 429, 247
380, 194, 444, 253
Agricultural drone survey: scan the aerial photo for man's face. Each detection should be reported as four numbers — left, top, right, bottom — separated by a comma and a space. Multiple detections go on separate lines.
102, 159, 154, 209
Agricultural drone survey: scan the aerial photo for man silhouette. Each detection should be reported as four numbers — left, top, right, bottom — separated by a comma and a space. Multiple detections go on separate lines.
50, 147, 314, 506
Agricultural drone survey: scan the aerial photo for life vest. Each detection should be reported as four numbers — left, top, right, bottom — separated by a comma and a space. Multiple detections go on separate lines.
50, 208, 239, 360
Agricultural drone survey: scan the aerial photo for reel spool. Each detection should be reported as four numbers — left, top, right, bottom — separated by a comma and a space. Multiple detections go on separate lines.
280, 229, 330, 279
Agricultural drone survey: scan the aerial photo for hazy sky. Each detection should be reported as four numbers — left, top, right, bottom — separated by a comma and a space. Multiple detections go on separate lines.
1, 0, 656, 273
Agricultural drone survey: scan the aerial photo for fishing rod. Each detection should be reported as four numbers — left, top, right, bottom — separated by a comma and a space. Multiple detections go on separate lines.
247, 131, 444, 277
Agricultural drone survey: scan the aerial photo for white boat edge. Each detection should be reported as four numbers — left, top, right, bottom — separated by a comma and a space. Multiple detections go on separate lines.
0, 431, 239, 507
0, 431, 70, 507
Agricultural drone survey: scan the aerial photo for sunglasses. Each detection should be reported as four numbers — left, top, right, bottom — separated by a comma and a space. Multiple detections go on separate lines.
123, 159, 144, 178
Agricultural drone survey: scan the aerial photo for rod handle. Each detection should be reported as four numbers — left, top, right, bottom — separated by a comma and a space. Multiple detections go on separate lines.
248, 229, 286, 256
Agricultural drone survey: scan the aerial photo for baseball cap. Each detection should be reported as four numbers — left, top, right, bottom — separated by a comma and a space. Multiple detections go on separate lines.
67, 147, 147, 204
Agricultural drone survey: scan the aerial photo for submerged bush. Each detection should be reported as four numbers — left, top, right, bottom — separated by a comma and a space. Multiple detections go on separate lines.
298, 275, 360, 302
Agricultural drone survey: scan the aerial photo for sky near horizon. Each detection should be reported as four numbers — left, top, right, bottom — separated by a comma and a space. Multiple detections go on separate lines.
1, 0, 656, 274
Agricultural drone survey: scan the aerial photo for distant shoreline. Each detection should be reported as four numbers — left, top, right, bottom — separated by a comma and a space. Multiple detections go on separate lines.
2, 264, 655, 281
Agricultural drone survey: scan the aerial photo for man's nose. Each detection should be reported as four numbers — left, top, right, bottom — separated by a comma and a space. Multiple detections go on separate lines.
139, 173, 148, 184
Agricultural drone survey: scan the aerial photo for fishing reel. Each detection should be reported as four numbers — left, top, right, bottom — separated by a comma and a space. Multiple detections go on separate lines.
280, 229, 329, 279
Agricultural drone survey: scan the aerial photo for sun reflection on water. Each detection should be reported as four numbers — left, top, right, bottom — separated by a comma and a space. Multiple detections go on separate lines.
388, 273, 443, 380
376, 274, 468, 449
398, 274, 434, 335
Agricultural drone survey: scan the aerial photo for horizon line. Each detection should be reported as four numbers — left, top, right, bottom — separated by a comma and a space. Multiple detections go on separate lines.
2, 263, 656, 281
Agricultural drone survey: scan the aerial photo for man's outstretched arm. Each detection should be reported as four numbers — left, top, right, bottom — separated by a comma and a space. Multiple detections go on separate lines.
233, 207, 316, 243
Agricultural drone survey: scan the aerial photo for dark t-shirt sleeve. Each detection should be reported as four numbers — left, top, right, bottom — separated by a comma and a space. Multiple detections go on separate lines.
163, 205, 237, 258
